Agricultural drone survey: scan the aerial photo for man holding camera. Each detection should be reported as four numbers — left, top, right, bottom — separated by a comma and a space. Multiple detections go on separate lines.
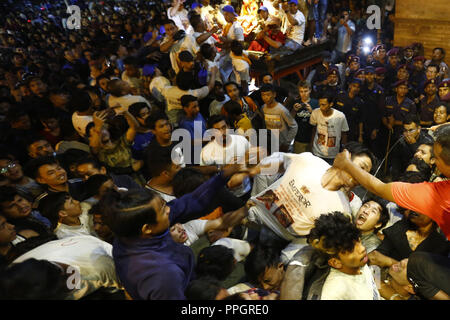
332, 8, 355, 64
289, 80, 318, 154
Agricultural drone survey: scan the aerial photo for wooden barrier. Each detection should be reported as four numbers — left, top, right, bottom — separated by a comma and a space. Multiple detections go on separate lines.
394, 0, 450, 66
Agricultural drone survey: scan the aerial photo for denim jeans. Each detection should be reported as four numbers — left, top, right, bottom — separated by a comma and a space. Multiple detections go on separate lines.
313, 0, 328, 38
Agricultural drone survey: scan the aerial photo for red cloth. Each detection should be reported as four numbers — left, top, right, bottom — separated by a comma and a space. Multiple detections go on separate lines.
391, 181, 450, 240
249, 30, 286, 52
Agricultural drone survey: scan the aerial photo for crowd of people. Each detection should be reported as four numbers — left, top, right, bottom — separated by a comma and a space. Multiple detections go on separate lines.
0, 0, 448, 300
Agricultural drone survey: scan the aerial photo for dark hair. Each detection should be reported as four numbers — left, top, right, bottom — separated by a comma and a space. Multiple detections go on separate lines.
200, 43, 215, 60
172, 168, 207, 198
24, 156, 59, 180
145, 111, 168, 130
69, 90, 92, 112
162, 19, 176, 26
399, 171, 428, 183
426, 63, 439, 71
0, 186, 19, 205
107, 79, 126, 97
224, 81, 240, 93
189, 13, 202, 30
308, 212, 361, 257
260, 72, 273, 82
0, 258, 69, 299
244, 245, 281, 287
344, 141, 377, 174
196, 245, 235, 281
97, 188, 159, 237
361, 197, 390, 234
435, 124, 450, 165
128, 102, 150, 118
176, 71, 194, 91
185, 277, 225, 300
317, 92, 334, 103
207, 114, 227, 129
433, 47, 446, 57
260, 84, 275, 93
57, 149, 91, 175
403, 114, 420, 127
38, 192, 70, 230
123, 56, 139, 67
147, 152, 174, 178
85, 122, 95, 138
223, 100, 242, 116
85, 174, 111, 198
230, 40, 243, 56
76, 157, 103, 171
25, 136, 49, 152
297, 80, 311, 89
407, 157, 432, 179
180, 94, 197, 108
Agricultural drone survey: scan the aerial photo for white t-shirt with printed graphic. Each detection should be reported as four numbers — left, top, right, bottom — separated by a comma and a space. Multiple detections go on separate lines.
248, 152, 352, 240
310, 108, 349, 159
321, 264, 381, 300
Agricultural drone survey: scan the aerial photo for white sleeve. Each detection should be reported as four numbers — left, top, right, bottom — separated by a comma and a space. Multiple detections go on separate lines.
341, 113, 350, 132
233, 59, 249, 73
349, 21, 356, 32
200, 144, 214, 165
309, 110, 318, 126
192, 86, 210, 99
234, 26, 244, 41
183, 219, 208, 238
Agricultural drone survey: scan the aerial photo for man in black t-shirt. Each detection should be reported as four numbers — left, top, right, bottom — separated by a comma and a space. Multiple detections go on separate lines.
288, 80, 319, 154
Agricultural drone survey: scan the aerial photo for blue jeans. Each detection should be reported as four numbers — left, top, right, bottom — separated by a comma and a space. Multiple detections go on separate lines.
313, 0, 328, 38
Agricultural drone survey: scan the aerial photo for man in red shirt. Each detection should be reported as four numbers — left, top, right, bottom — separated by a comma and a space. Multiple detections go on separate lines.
248, 17, 286, 53
333, 124, 450, 240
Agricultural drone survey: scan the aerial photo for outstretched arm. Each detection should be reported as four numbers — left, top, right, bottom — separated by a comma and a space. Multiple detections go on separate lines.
333, 150, 395, 202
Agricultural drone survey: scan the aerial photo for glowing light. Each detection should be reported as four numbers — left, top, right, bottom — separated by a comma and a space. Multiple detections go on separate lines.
363, 37, 373, 46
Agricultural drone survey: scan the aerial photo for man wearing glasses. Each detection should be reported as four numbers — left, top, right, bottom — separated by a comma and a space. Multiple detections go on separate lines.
0, 156, 43, 200
390, 114, 434, 180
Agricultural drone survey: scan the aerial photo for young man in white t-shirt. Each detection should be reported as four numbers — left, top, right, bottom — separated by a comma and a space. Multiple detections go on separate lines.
200, 115, 252, 199
246, 142, 374, 241
12, 235, 120, 300
167, 0, 193, 35
279, 0, 306, 51
162, 67, 217, 126
106, 79, 151, 114
39, 192, 94, 240
310, 93, 349, 164
309, 212, 381, 300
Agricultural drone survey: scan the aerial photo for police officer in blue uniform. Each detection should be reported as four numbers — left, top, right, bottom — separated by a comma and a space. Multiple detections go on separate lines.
360, 66, 385, 158
334, 78, 363, 142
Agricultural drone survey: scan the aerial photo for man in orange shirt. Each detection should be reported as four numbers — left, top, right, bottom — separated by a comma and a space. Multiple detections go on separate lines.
334, 125, 450, 300
333, 124, 450, 240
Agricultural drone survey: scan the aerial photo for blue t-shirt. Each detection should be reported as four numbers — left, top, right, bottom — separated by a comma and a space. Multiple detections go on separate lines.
178, 114, 207, 139
132, 131, 155, 160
